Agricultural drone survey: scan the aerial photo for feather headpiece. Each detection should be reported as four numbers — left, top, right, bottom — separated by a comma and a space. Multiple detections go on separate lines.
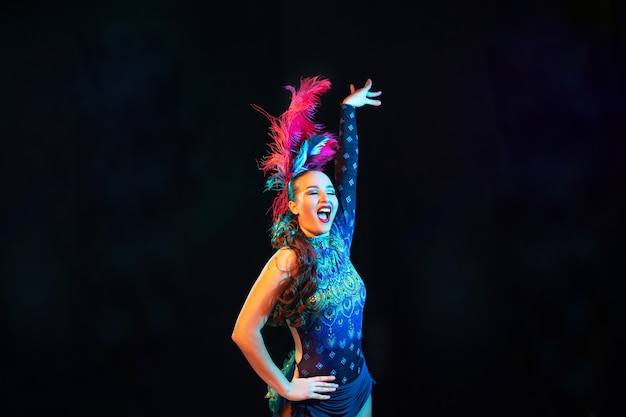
253, 76, 338, 222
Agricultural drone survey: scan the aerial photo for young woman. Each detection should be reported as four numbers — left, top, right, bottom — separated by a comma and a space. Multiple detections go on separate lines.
232, 76, 382, 417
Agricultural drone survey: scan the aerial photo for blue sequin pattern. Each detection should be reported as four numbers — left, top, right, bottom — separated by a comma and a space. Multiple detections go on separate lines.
297, 228, 367, 385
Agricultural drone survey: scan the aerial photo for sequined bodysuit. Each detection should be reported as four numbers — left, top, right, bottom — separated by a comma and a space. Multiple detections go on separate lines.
269, 104, 374, 417
297, 219, 366, 386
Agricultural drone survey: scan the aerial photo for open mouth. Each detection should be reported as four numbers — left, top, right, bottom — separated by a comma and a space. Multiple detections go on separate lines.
317, 206, 332, 223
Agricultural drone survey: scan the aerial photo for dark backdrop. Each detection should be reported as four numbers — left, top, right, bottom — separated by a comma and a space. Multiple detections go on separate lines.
2, 1, 625, 416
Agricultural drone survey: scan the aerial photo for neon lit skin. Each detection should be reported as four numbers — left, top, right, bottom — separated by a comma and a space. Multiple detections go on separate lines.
288, 170, 339, 238
232, 78, 382, 417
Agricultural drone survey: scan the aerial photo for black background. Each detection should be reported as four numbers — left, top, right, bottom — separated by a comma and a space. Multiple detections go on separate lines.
2, 0, 625, 416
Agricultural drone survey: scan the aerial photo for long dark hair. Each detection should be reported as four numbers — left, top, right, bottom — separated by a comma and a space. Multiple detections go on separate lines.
266, 172, 321, 327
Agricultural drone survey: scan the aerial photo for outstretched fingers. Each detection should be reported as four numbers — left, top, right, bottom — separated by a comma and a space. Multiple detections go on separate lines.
343, 78, 383, 107
363, 79, 382, 105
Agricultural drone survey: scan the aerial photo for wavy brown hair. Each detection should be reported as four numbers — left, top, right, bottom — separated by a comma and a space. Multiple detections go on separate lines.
266, 171, 322, 327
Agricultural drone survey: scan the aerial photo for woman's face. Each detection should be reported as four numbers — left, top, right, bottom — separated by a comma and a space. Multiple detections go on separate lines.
288, 170, 338, 237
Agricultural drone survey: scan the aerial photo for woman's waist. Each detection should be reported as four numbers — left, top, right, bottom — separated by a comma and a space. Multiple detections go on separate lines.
297, 350, 365, 385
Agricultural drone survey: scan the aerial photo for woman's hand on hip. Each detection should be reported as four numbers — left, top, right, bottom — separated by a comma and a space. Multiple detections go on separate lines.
285, 375, 338, 401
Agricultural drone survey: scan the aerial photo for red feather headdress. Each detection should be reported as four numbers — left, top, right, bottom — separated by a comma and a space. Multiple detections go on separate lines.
253, 76, 338, 222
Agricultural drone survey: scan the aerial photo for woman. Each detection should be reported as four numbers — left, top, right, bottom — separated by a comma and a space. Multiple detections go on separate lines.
232, 76, 382, 417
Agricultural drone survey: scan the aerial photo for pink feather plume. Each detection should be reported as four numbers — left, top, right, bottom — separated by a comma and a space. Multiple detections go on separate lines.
252, 75, 337, 222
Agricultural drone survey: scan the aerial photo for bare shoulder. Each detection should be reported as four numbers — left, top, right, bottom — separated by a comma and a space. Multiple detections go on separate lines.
254, 248, 297, 289
270, 247, 297, 274
233, 248, 299, 331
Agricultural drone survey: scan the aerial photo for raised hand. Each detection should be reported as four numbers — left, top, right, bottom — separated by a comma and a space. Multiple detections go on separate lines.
342, 78, 382, 107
